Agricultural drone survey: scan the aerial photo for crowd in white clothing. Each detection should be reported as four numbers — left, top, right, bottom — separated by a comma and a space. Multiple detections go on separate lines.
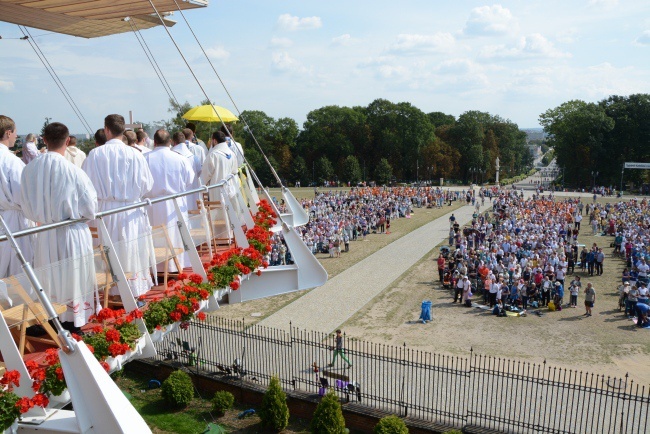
0, 114, 244, 330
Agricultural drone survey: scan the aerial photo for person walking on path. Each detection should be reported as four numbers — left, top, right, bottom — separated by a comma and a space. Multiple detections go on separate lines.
328, 329, 352, 369
584, 282, 596, 317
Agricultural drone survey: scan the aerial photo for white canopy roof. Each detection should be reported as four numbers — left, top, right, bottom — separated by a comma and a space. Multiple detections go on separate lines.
0, 0, 208, 38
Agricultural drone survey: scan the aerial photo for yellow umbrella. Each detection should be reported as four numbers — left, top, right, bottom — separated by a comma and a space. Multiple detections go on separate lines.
181, 105, 239, 123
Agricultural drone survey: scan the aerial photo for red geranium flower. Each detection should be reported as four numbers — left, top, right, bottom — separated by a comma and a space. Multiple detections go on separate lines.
31, 393, 49, 408
197, 312, 206, 321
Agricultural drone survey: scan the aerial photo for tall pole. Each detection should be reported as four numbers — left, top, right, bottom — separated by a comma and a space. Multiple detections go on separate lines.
620, 166, 624, 195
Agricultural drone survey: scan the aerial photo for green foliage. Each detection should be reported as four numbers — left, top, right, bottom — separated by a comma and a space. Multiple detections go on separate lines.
158, 98, 537, 185
310, 391, 346, 434
315, 156, 335, 184
375, 158, 393, 185
374, 415, 409, 434
161, 370, 194, 408
0, 390, 21, 431
443, 430, 463, 434
539, 99, 615, 187
211, 390, 235, 416
341, 155, 362, 184
259, 376, 289, 431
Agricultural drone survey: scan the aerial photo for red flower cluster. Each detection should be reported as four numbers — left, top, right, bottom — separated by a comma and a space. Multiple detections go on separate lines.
90, 307, 126, 323
108, 342, 131, 358
1, 370, 20, 389
105, 329, 121, 343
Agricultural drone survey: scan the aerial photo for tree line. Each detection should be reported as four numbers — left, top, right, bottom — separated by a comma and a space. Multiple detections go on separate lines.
155, 98, 534, 187
539, 94, 650, 190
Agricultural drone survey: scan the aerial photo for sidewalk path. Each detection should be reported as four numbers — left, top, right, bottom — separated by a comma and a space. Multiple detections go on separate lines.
259, 201, 488, 333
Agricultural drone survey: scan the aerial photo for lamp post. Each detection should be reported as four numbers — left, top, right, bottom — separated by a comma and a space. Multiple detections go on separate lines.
591, 171, 599, 191
480, 169, 486, 185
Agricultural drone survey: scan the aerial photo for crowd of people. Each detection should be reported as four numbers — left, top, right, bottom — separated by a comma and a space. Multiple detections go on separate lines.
440, 189, 605, 317
286, 187, 475, 260
0, 114, 244, 330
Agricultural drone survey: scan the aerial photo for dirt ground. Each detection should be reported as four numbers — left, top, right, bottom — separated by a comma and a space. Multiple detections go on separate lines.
343, 195, 650, 385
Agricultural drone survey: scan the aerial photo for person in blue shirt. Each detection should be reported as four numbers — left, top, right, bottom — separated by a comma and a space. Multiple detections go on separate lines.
635, 303, 649, 327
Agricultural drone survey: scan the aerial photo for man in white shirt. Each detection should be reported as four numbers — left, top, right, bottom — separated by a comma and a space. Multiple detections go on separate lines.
144, 129, 195, 272
82, 114, 155, 297
0, 115, 34, 279
21, 122, 98, 329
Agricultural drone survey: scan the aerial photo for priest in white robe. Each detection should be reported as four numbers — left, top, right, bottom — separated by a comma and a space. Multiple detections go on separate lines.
183, 128, 206, 163
172, 131, 202, 211
21, 122, 98, 328
144, 129, 195, 272
82, 114, 155, 297
201, 131, 237, 202
0, 115, 34, 280
63, 135, 87, 168
21, 133, 40, 165
220, 124, 245, 169
185, 122, 208, 155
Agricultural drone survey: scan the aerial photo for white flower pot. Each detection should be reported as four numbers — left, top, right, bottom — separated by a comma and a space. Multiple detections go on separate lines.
149, 321, 180, 343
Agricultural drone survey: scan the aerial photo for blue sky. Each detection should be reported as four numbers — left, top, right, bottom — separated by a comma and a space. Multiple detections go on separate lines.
1, 0, 649, 135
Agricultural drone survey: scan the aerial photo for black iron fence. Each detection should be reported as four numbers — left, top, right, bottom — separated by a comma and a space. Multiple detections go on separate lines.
152, 316, 650, 433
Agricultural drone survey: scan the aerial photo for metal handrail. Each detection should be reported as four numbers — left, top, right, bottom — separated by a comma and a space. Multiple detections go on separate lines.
0, 173, 237, 242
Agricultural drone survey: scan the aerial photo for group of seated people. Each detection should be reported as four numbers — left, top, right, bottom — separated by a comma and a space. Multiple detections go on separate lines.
0, 114, 245, 330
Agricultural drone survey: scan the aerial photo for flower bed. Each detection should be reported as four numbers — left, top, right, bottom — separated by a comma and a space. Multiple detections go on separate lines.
139, 199, 276, 336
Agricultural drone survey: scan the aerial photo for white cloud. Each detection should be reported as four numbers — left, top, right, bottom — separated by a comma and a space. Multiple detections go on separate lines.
481, 33, 571, 59
556, 28, 579, 44
271, 52, 309, 75
387, 33, 456, 54
331, 34, 352, 47
0, 80, 13, 91
463, 5, 518, 36
635, 30, 650, 46
205, 46, 230, 62
270, 37, 293, 48
277, 14, 322, 31
589, 0, 619, 7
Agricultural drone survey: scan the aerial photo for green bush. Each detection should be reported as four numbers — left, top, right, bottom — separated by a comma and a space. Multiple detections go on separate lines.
211, 390, 235, 416
310, 390, 346, 434
259, 376, 289, 431
161, 370, 194, 408
444, 430, 463, 434
374, 415, 409, 434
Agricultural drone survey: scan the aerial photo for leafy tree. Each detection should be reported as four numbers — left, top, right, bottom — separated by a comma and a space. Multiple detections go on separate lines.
290, 155, 308, 185
315, 156, 334, 184
259, 376, 289, 432
341, 155, 362, 184
365, 99, 435, 180
297, 105, 370, 177
375, 158, 393, 185
310, 391, 346, 434
599, 94, 650, 188
427, 111, 456, 129
539, 100, 614, 188
40, 117, 51, 136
